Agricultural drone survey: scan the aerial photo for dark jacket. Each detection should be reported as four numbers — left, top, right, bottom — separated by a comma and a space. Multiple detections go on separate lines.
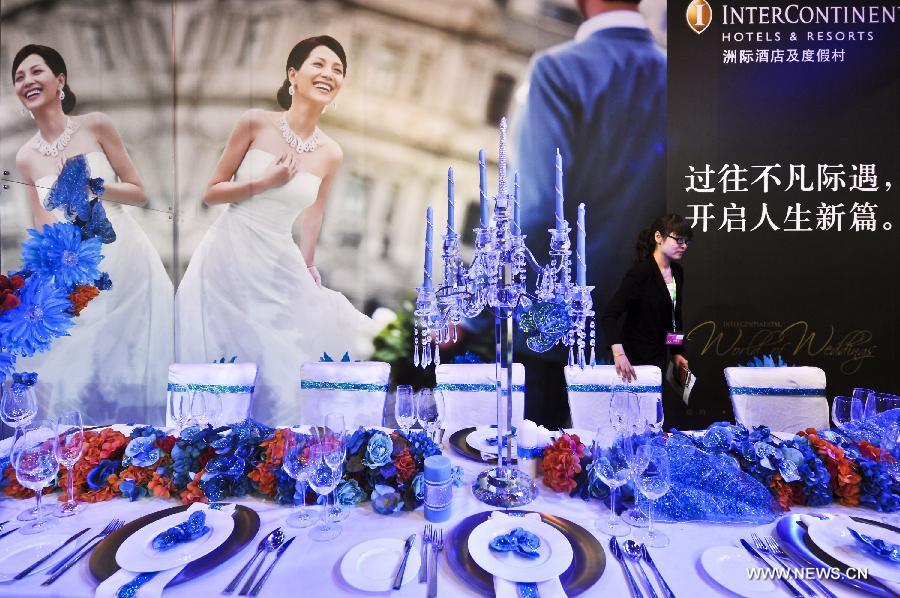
600, 258, 685, 368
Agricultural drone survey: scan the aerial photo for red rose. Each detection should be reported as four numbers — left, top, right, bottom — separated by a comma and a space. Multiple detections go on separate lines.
156, 435, 176, 454
394, 448, 417, 484
0, 274, 24, 315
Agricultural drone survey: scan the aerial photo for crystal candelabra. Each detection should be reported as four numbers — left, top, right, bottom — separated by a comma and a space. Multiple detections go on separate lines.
413, 118, 596, 507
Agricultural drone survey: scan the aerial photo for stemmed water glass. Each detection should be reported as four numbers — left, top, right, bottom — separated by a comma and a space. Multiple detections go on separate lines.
831, 395, 863, 430
621, 422, 651, 527
307, 443, 342, 542
54, 411, 84, 517
14, 420, 60, 535
324, 413, 349, 523
1, 380, 38, 430
610, 390, 639, 435
635, 445, 671, 548
281, 430, 315, 528
592, 427, 630, 537
168, 389, 192, 435
416, 388, 443, 441
395, 385, 416, 435
190, 391, 221, 428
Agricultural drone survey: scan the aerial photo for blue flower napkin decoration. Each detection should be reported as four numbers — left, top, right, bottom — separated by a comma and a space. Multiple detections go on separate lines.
847, 528, 900, 563
152, 511, 210, 551
489, 527, 542, 559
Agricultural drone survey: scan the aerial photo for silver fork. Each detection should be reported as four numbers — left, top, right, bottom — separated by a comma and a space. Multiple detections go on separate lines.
427, 528, 443, 598
419, 523, 432, 582
765, 536, 839, 598
46, 519, 123, 576
751, 533, 817, 597
41, 519, 125, 586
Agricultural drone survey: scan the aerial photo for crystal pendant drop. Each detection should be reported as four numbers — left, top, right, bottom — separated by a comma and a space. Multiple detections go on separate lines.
434, 343, 441, 366
424, 341, 432, 366
568, 345, 574, 367
413, 327, 420, 367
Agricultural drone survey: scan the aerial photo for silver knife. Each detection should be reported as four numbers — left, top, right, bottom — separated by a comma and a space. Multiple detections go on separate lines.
249, 537, 295, 597
740, 539, 802, 598
392, 534, 417, 590
15, 527, 91, 580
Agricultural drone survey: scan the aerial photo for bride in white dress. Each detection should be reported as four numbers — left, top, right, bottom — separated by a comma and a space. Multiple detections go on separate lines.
176, 36, 380, 424
11, 45, 174, 424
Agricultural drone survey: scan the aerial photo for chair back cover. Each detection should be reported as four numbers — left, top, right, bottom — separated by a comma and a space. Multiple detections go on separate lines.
564, 365, 662, 433
299, 361, 390, 429
167, 362, 258, 426
435, 363, 525, 434
725, 366, 829, 433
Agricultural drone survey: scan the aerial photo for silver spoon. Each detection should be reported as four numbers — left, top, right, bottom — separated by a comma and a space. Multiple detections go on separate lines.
224, 527, 283, 594
239, 528, 285, 595
623, 539, 659, 598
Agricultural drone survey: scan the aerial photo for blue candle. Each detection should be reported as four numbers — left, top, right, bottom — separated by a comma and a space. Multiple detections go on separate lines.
424, 205, 433, 290
577, 203, 586, 286
447, 166, 455, 234
513, 171, 521, 235
555, 149, 565, 230
479, 149, 489, 227
424, 454, 452, 522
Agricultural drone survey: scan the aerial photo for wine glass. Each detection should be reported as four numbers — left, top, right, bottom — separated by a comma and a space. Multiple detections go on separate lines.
635, 444, 671, 548
190, 391, 214, 428
1, 380, 38, 430
417, 388, 443, 440
831, 395, 862, 430
54, 411, 84, 517
168, 389, 191, 435
282, 430, 315, 528
324, 413, 349, 523
14, 420, 60, 535
592, 428, 631, 537
610, 390, 639, 435
307, 443, 342, 541
621, 423, 651, 528
394, 385, 416, 435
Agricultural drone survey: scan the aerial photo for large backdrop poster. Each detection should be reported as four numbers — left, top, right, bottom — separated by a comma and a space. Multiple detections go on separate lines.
669, 0, 899, 423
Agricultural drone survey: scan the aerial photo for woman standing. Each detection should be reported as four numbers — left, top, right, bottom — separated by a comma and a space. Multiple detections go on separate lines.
176, 36, 379, 424
11, 44, 174, 424
600, 214, 692, 427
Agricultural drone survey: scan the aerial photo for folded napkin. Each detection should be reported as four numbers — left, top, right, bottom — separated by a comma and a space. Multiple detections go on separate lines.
848, 527, 900, 563
96, 502, 236, 598
152, 511, 209, 551
490, 512, 567, 598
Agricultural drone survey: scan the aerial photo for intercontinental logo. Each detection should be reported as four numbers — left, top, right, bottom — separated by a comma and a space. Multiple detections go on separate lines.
687, 0, 713, 34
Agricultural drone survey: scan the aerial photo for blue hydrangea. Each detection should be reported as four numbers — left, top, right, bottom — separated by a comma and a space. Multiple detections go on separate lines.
371, 484, 402, 515
363, 432, 393, 469
21, 223, 103, 289
335, 479, 367, 506
404, 430, 441, 461
0, 279, 74, 356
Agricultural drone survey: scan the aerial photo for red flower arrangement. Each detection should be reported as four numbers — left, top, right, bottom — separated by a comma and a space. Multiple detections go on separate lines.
541, 433, 586, 493
394, 448, 417, 484
799, 428, 862, 507
0, 273, 25, 316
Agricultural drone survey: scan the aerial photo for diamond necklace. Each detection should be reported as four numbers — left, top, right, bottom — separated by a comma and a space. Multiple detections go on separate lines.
279, 114, 320, 154
33, 117, 74, 157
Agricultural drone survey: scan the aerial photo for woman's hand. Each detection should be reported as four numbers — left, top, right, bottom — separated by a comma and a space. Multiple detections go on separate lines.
307, 265, 321, 286
612, 344, 636, 382
261, 152, 297, 189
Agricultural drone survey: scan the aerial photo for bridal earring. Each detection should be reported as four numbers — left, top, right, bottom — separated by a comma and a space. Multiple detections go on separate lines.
288, 83, 295, 96
59, 87, 65, 101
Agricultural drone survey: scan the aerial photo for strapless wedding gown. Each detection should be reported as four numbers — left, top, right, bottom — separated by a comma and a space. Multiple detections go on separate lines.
20, 151, 174, 425
176, 149, 379, 425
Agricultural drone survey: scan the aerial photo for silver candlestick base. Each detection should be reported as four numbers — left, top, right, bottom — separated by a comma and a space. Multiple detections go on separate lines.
472, 466, 538, 507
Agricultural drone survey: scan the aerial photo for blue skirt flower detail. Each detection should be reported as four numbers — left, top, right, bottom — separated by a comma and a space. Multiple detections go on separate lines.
0, 280, 74, 356
21, 223, 103, 289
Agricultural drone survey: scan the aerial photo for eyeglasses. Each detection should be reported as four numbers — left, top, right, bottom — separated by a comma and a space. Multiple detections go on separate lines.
667, 235, 690, 247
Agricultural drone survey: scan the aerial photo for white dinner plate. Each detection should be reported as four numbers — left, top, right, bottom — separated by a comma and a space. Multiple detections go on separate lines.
467, 516, 573, 583
700, 546, 778, 597
467, 427, 517, 454
340, 537, 420, 592
807, 516, 900, 582
116, 508, 234, 572
0, 531, 87, 581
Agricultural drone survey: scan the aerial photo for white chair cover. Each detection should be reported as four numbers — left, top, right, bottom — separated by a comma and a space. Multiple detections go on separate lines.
435, 363, 525, 434
725, 366, 829, 433
299, 361, 390, 429
167, 362, 258, 427
564, 365, 662, 433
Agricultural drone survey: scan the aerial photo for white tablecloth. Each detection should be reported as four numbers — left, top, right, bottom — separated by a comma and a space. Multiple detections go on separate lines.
0, 430, 897, 597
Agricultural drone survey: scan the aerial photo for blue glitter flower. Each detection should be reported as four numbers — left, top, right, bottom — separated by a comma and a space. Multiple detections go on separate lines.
86, 459, 119, 490
44, 155, 91, 221
94, 272, 112, 291
75, 199, 116, 244
0, 280, 74, 356
371, 484, 402, 515
123, 437, 162, 468
88, 177, 105, 196
118, 478, 147, 502
335, 479, 367, 506
403, 430, 441, 461
363, 432, 393, 469
21, 223, 103, 288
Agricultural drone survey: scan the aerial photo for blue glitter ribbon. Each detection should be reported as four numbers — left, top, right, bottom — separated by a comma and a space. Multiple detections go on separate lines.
116, 572, 158, 598
435, 383, 525, 392
166, 383, 254, 393
518, 583, 539, 598
729, 387, 823, 396
517, 446, 543, 459
567, 384, 661, 393
299, 380, 389, 392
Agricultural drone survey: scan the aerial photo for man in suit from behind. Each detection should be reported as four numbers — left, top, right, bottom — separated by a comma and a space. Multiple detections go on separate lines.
515, 0, 667, 428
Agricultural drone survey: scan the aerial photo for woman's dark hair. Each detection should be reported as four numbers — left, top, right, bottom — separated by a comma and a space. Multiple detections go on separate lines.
635, 213, 693, 261
276, 36, 347, 109
11, 44, 77, 114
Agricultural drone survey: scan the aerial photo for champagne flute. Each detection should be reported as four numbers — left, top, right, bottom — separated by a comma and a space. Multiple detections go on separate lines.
621, 422, 651, 528
282, 430, 315, 528
307, 444, 342, 542
1, 380, 38, 430
190, 391, 211, 428
54, 411, 84, 517
416, 388, 443, 441
610, 389, 639, 435
14, 420, 60, 535
324, 413, 349, 523
592, 428, 631, 536
646, 395, 664, 435
394, 385, 416, 435
635, 445, 671, 547
167, 389, 191, 435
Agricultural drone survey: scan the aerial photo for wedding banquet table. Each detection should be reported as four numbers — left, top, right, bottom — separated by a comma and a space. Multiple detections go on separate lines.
0, 425, 897, 598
